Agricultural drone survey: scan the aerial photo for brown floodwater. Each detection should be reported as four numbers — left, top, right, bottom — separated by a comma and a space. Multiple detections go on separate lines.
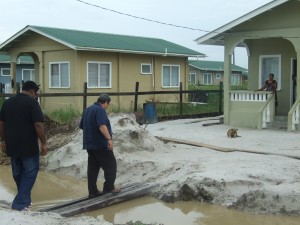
1, 165, 299, 225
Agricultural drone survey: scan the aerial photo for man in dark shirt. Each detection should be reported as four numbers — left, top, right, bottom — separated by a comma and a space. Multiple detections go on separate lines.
79, 94, 120, 197
0, 81, 47, 211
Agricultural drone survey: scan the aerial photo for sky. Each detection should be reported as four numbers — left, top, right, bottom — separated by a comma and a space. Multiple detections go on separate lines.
0, 0, 273, 68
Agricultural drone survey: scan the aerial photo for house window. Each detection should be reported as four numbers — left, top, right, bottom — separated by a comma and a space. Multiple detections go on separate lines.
203, 73, 212, 85
22, 69, 35, 82
215, 73, 221, 79
49, 62, 70, 88
231, 74, 240, 85
259, 55, 281, 89
1, 68, 10, 76
189, 73, 196, 84
162, 65, 180, 87
87, 62, 111, 88
141, 63, 152, 74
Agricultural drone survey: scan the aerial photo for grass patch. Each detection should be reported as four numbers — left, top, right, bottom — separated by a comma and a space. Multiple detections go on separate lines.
46, 106, 80, 124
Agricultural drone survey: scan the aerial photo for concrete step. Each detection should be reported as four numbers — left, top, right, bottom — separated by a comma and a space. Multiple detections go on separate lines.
266, 116, 288, 130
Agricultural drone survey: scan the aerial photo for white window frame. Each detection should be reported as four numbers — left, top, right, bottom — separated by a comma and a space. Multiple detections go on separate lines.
162, 64, 180, 88
141, 63, 152, 75
49, 61, 70, 88
259, 55, 281, 90
189, 73, 196, 84
1, 68, 11, 76
231, 74, 240, 85
87, 61, 112, 88
215, 73, 221, 80
203, 73, 212, 85
22, 69, 35, 81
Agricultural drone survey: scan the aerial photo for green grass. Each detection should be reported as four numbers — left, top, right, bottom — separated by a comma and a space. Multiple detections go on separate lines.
46, 106, 81, 124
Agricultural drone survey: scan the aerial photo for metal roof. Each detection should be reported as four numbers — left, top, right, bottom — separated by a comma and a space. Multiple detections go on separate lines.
195, 0, 289, 46
0, 25, 205, 57
189, 60, 248, 74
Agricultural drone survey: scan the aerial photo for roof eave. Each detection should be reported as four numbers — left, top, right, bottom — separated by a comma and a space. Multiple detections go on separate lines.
195, 0, 289, 46
0, 25, 77, 51
76, 47, 205, 58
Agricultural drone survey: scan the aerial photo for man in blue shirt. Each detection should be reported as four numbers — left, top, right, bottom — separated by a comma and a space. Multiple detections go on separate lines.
79, 94, 120, 197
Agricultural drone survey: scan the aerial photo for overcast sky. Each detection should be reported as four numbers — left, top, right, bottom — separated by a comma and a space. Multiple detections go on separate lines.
0, 0, 273, 68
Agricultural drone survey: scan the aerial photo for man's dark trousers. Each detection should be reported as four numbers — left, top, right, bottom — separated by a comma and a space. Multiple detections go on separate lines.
87, 149, 117, 195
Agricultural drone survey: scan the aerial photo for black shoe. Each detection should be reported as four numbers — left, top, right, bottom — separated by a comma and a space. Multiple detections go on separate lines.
88, 191, 103, 198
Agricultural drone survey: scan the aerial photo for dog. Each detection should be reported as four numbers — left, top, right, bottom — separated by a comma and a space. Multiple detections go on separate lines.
227, 128, 241, 138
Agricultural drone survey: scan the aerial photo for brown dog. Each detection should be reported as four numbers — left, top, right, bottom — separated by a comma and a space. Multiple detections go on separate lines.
227, 128, 240, 138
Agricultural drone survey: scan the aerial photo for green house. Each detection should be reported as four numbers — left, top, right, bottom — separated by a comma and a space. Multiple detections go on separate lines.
196, 0, 300, 131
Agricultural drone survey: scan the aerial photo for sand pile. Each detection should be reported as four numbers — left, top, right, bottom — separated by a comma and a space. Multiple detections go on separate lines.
44, 113, 300, 216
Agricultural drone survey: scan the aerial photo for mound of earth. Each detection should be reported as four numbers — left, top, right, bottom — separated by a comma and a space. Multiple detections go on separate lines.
44, 113, 300, 216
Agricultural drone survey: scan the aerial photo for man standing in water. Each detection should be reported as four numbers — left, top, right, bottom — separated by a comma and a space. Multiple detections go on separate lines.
0, 81, 47, 211
79, 94, 120, 197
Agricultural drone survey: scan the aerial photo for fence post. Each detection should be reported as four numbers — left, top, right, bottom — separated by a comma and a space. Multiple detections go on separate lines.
134, 82, 139, 112
180, 82, 183, 118
219, 82, 223, 115
83, 82, 87, 111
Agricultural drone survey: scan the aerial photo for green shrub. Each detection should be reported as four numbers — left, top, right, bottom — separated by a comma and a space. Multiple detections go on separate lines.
46, 106, 80, 124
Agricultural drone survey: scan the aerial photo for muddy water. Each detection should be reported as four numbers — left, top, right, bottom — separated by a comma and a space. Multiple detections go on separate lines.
1, 165, 299, 225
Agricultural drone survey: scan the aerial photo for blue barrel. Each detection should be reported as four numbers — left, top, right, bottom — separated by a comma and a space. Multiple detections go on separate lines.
143, 103, 158, 123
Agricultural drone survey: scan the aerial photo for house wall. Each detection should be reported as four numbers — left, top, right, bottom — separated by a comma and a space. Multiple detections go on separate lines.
0, 63, 11, 84
247, 38, 296, 116
0, 63, 34, 85
234, 0, 300, 32
8, 33, 190, 112
230, 101, 265, 129
188, 67, 244, 86
79, 52, 188, 111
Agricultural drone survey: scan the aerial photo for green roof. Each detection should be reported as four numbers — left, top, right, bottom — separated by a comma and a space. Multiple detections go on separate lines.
0, 54, 34, 64
189, 60, 248, 74
0, 25, 205, 57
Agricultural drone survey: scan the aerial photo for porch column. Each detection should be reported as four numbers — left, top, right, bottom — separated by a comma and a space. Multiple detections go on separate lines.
34, 51, 44, 108
223, 46, 233, 124
9, 54, 18, 93
296, 48, 300, 100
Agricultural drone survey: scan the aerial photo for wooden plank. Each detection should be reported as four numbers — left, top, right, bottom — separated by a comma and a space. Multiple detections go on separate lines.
39, 183, 140, 212
59, 183, 158, 217
156, 136, 300, 160
41, 182, 158, 217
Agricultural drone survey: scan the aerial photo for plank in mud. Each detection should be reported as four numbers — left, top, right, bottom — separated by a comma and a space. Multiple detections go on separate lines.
39, 182, 140, 212
54, 182, 159, 217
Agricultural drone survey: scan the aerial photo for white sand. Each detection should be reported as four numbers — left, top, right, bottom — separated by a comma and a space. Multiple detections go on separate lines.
1, 113, 300, 224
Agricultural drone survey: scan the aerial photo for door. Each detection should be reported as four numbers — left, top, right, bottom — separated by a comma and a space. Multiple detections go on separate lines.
292, 58, 297, 104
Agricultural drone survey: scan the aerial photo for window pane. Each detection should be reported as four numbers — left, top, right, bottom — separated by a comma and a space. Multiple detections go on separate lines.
88, 63, 99, 87
99, 64, 110, 87
60, 63, 69, 87
163, 66, 170, 86
261, 57, 279, 85
51, 64, 59, 87
142, 64, 151, 74
1, 68, 11, 76
23, 70, 31, 81
171, 66, 179, 86
189, 73, 196, 84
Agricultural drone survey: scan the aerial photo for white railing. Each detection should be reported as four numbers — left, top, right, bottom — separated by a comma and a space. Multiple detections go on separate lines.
230, 91, 274, 129
260, 94, 274, 128
230, 91, 272, 102
4, 83, 12, 94
289, 99, 300, 131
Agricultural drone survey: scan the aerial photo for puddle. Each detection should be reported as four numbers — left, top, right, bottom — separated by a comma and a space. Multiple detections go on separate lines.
1, 165, 300, 225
